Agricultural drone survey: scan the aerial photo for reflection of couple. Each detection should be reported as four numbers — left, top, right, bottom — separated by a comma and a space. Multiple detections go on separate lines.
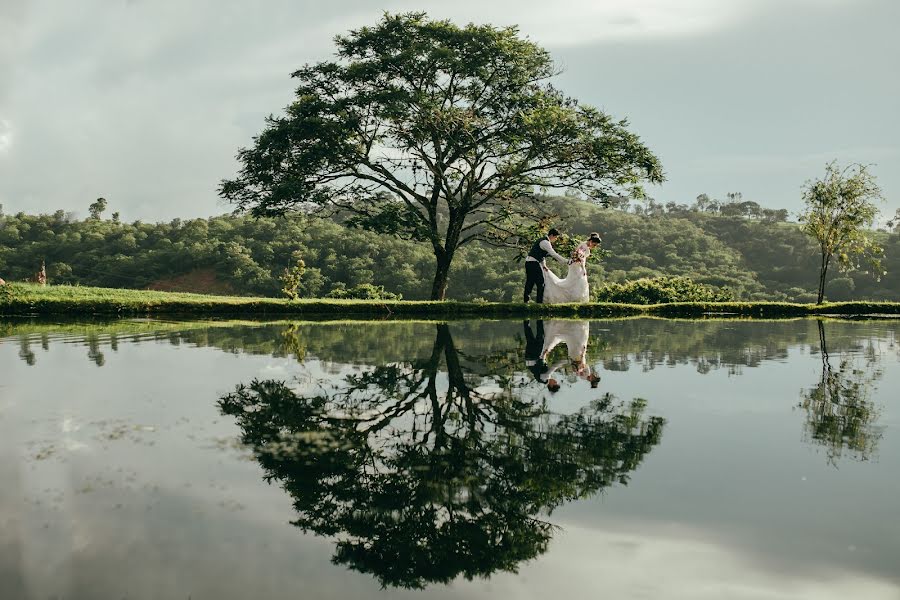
524, 319, 600, 392
523, 228, 602, 304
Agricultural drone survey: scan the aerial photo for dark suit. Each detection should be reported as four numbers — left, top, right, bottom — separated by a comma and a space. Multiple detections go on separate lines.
523, 320, 549, 382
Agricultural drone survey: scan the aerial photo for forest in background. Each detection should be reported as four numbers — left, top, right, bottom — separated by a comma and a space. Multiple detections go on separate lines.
2, 195, 899, 302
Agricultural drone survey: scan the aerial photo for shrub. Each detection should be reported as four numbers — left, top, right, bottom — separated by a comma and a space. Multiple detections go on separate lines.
279, 255, 306, 300
825, 277, 855, 302
0, 281, 16, 304
326, 283, 402, 301
594, 276, 735, 304
784, 287, 818, 303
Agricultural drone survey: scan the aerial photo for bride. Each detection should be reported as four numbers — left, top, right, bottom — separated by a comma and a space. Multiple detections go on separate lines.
542, 233, 601, 304
540, 319, 602, 389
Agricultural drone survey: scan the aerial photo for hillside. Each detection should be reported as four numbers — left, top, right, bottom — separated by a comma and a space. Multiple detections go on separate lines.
1, 197, 898, 302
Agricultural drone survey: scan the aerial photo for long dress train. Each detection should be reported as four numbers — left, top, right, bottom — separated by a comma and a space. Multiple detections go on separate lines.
542, 242, 591, 304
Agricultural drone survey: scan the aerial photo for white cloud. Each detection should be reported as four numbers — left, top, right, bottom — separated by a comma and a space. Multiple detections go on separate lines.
418, 0, 748, 45
501, 521, 900, 600
0, 119, 12, 154
0, 0, 892, 220
380, 0, 854, 46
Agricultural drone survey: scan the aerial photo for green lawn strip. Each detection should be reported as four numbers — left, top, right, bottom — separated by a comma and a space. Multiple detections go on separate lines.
2, 283, 900, 319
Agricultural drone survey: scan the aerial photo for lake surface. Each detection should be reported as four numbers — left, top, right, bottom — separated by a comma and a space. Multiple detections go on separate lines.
1, 317, 898, 599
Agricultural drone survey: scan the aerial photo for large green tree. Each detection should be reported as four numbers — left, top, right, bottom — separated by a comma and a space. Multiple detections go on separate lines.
219, 12, 663, 299
799, 162, 884, 304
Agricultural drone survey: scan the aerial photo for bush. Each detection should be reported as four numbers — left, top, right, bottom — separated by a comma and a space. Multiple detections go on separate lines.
326, 283, 402, 301
594, 276, 735, 304
0, 281, 17, 304
783, 287, 818, 303
279, 255, 306, 300
825, 277, 855, 301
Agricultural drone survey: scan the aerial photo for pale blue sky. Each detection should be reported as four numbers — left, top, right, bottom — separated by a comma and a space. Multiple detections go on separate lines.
0, 0, 897, 222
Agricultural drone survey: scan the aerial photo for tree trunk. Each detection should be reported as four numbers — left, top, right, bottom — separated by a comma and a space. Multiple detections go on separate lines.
430, 253, 452, 301
429, 213, 463, 301
817, 319, 833, 403
817, 252, 830, 304
817, 319, 829, 365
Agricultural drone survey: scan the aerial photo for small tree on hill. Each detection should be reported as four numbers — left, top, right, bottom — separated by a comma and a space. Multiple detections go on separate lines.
799, 162, 884, 304
887, 208, 900, 234
219, 12, 663, 300
88, 197, 108, 220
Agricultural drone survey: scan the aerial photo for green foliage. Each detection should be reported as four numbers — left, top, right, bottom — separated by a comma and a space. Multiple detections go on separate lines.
88, 197, 107, 220
326, 282, 402, 300
553, 233, 608, 265
0, 280, 17, 304
825, 277, 855, 301
279, 254, 306, 300
2, 192, 900, 303
218, 12, 663, 299
799, 162, 884, 303
887, 208, 900, 234
594, 276, 735, 304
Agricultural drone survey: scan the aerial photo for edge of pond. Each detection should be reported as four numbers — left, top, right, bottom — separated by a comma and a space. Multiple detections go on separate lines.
4, 301, 900, 320
3, 284, 900, 320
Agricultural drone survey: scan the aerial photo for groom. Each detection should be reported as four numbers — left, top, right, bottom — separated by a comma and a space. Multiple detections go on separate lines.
523, 319, 548, 381
524, 228, 567, 303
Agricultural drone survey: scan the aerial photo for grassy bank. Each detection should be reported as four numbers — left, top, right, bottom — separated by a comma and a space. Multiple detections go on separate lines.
3, 283, 900, 319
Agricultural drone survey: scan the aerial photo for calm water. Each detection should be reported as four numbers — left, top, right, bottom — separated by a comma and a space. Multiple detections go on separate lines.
1, 317, 899, 599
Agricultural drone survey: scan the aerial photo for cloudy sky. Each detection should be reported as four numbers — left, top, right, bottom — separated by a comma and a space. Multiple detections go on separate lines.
1, 0, 897, 222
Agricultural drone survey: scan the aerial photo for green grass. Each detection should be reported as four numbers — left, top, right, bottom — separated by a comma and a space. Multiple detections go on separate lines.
3, 282, 900, 319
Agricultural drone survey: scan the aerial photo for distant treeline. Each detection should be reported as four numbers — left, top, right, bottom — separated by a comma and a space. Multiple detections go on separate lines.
1, 195, 899, 302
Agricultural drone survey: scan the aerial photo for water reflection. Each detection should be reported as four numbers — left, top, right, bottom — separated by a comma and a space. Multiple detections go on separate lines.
2, 317, 900, 597
800, 321, 884, 464
4, 317, 893, 374
218, 323, 664, 589
525, 320, 602, 390
3, 317, 894, 470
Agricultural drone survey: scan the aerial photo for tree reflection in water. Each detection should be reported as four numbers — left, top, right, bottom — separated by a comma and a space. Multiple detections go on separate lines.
800, 320, 884, 465
219, 323, 664, 589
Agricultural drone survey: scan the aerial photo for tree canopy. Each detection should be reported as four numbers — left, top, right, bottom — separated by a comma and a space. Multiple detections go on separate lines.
799, 162, 884, 304
219, 12, 663, 299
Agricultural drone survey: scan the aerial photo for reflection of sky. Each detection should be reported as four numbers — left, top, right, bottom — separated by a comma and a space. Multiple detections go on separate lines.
0, 320, 898, 598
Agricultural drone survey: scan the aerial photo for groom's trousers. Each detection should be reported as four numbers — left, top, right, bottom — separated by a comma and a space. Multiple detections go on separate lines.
524, 261, 545, 303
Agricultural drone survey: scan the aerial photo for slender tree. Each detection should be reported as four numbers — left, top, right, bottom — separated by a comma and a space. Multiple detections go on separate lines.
219, 12, 663, 300
887, 208, 900, 234
88, 197, 108, 220
279, 252, 306, 300
799, 162, 884, 304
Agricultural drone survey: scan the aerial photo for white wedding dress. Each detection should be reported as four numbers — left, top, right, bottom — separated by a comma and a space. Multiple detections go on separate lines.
540, 320, 589, 363
542, 242, 591, 304
540, 319, 594, 381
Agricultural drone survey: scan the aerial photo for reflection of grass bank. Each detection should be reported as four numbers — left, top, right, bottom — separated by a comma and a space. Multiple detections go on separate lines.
2, 283, 900, 319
